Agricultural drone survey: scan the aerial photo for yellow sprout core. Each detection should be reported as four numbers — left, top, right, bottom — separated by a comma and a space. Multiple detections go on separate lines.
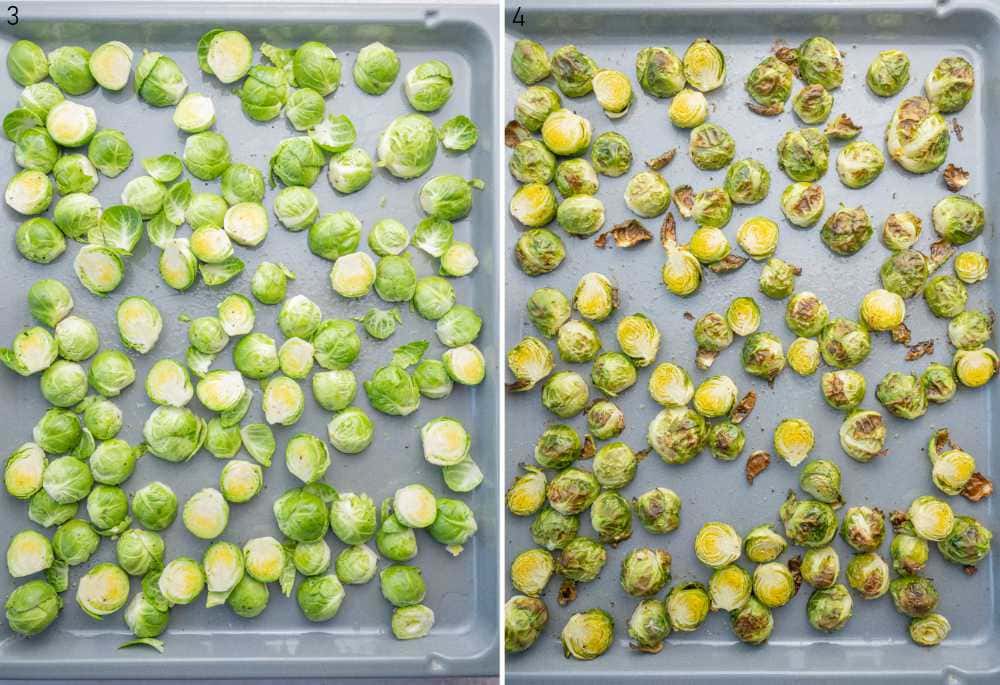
694, 521, 742, 568
774, 418, 815, 466
787, 338, 820, 375
859, 289, 905, 330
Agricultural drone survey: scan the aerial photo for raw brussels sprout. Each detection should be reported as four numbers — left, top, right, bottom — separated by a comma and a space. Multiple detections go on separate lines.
836, 141, 884, 189
186, 191, 227, 229
189, 226, 233, 264
8, 40, 49, 86
745, 55, 793, 113
135, 50, 187, 106
171, 91, 216, 133
561, 608, 614, 660
354, 41, 400, 94
592, 69, 633, 118
505, 595, 549, 653
54, 193, 102, 242
284, 433, 330, 484
16, 217, 66, 264
309, 113, 356, 154
647, 406, 706, 464
273, 487, 329, 543
592, 442, 637, 490
954, 347, 999, 387
779, 492, 838, 548
807, 583, 853, 632
404, 59, 452, 112
250, 262, 292, 305
759, 258, 798, 299
413, 217, 454, 258
6, 529, 53, 578
665, 581, 710, 632
181, 487, 229, 540
867, 49, 910, 97
619, 547, 671, 597
217, 459, 262, 503
0, 326, 58, 377
441, 343, 485, 386
86, 483, 131, 536
801, 546, 840, 590
780, 182, 825, 228
14, 127, 58, 173
261, 375, 305, 426
440, 241, 479, 277
428, 497, 478, 552
708, 563, 751, 612
285, 88, 326, 131
115, 296, 163, 355
590, 131, 633, 177
28, 487, 79, 527
364, 365, 420, 416
924, 56, 974, 113
90, 439, 143, 486
876, 371, 928, 420
792, 84, 833, 124
327, 407, 374, 454
77, 562, 131, 620
329, 252, 377, 300
142, 406, 206, 463
20, 82, 64, 120
752, 561, 797, 608
327, 148, 373, 194
5, 579, 62, 636
886, 96, 949, 174
541, 108, 592, 157
87, 128, 133, 177
116, 528, 164, 577
682, 38, 726, 92
693, 375, 738, 418
819, 318, 871, 369
413, 360, 453, 400
296, 574, 345, 622
557, 195, 605, 237
635, 46, 685, 97
376, 499, 418, 561
269, 136, 324, 188
4, 443, 47, 500
776, 127, 828, 182
34, 408, 83, 455
4, 108, 43, 144
156, 556, 205, 607
380, 564, 426, 607
546, 467, 600, 517
512, 39, 551, 85
376, 113, 437, 179
846, 552, 890, 599
937, 515, 992, 566
236, 64, 288, 121
216, 164, 264, 206
668, 88, 709, 128
798, 36, 844, 89
310, 320, 359, 371
26, 279, 73, 329
420, 175, 483, 221
230, 333, 277, 380
279, 337, 315, 378
52, 518, 99, 567
326, 492, 376, 546
242, 536, 285, 583
335, 544, 377, 585
839, 409, 886, 461
367, 218, 410, 257
47, 46, 96, 95
410, 277, 455, 322
5, 169, 53, 215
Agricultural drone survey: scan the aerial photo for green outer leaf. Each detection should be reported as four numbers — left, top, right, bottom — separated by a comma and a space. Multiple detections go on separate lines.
220, 388, 253, 428
164, 179, 192, 225
438, 115, 478, 152
240, 423, 275, 467
142, 155, 184, 182
119, 638, 165, 653
90, 205, 143, 255
146, 211, 178, 249
391, 340, 429, 369
200, 257, 245, 287
279, 541, 296, 597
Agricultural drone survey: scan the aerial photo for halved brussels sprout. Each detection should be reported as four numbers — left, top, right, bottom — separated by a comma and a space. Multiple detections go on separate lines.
925, 56, 974, 113
753, 562, 797, 608
937, 515, 992, 567
954, 347, 999, 387
736, 216, 779, 261
836, 141, 884, 189
840, 506, 886, 553
777, 127, 828, 182
689, 123, 734, 170
377, 113, 437, 179
647, 406, 706, 464
741, 331, 785, 381
665, 581, 710, 632
8, 40, 49, 86
327, 407, 374, 454
77, 562, 130, 619
693, 375, 737, 418
743, 524, 787, 564
682, 38, 725, 92
5, 169, 53, 215
335, 544, 377, 585
846, 552, 890, 600
839, 409, 886, 462
511, 39, 551, 85
541, 108, 592, 157
910, 613, 951, 646
867, 49, 910, 97
780, 182, 825, 227
908, 495, 955, 541
780, 492, 837, 547
819, 318, 871, 369
759, 257, 798, 299
442, 344, 485, 386
404, 59, 452, 112
619, 546, 670, 597
859, 289, 905, 331
555, 158, 599, 198
787, 337, 820, 376
593, 69, 633, 118
353, 41, 399, 93
590, 131, 633, 177
694, 521, 741, 568
876, 371, 928, 420
801, 546, 840, 590
546, 467, 600, 516
886, 96, 949, 174
561, 608, 614, 660
798, 36, 844, 89
6, 529, 53, 578
792, 84, 833, 124
635, 46, 684, 98
727, 297, 762, 337
708, 563, 751, 612
807, 583, 853, 632
262, 375, 305, 426
745, 55, 793, 113
550, 44, 598, 97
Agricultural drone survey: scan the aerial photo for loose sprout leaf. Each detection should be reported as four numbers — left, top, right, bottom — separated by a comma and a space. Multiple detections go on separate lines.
943, 163, 970, 192
594, 220, 652, 249
142, 154, 184, 183
197, 29, 224, 72
905, 340, 934, 361
164, 179, 192, 225
200, 257, 245, 287
220, 388, 253, 428
391, 340, 429, 369
438, 115, 478, 152
241, 423, 275, 467
442, 457, 484, 492
645, 148, 677, 170
89, 205, 143, 255
146, 211, 178, 248
302, 482, 338, 504
3, 108, 42, 141
279, 542, 296, 597
745, 450, 771, 484
205, 590, 231, 608
413, 217, 454, 257
310, 114, 356, 153
45, 558, 69, 592
119, 638, 165, 654
186, 346, 215, 378
504, 120, 531, 147
962, 472, 994, 502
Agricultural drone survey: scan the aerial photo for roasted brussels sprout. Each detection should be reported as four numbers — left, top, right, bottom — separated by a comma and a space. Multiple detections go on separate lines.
799, 459, 843, 507
807, 583, 853, 632
551, 45, 598, 98
741, 331, 785, 382
924, 274, 968, 318
886, 97, 949, 174
937, 515, 991, 566
557, 536, 607, 583
780, 492, 838, 548
620, 547, 671, 597
891, 533, 929, 575
708, 563, 752, 612
745, 56, 793, 113
682, 38, 726, 92
689, 123, 735, 170
909, 613, 951, 646
954, 347, 999, 387
665, 581, 710, 632
561, 608, 614, 660
727, 297, 762, 337
908, 495, 956, 542
736, 216, 779, 261
846, 552, 890, 599
530, 507, 579, 551
586, 400, 625, 441
801, 546, 840, 590
647, 406, 707, 464
925, 56, 974, 113
792, 84, 833, 124
743, 524, 787, 564
859, 289, 906, 331
779, 182, 825, 228
669, 88, 709, 128
867, 49, 910, 97
633, 487, 681, 534
694, 521, 741, 569
636, 46, 685, 98
839, 506, 885, 553
876, 371, 928, 420
838, 409, 886, 462
546, 467, 599, 516
505, 595, 549, 653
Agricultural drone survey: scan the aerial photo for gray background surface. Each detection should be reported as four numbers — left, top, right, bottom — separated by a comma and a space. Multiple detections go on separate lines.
0, 1, 499, 679
505, 0, 999, 681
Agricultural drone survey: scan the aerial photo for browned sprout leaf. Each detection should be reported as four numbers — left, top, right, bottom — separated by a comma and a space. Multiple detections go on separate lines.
962, 472, 994, 502
581, 434, 596, 460
787, 555, 803, 590
772, 44, 799, 74
505, 120, 531, 147
889, 510, 909, 532
906, 340, 935, 361
931, 428, 957, 455
964, 565, 978, 576
943, 163, 970, 192
695, 348, 719, 371
682, 311, 695, 321
747, 101, 784, 117
745, 450, 770, 484
707, 254, 748, 273
824, 114, 862, 140
659, 212, 677, 248
635, 447, 652, 462
630, 640, 664, 654
730, 390, 757, 424
672, 186, 694, 219
505, 379, 532, 392
645, 148, 677, 170
557, 579, 577, 606
952, 117, 964, 142
928, 239, 956, 272
891, 322, 912, 345
595, 220, 653, 249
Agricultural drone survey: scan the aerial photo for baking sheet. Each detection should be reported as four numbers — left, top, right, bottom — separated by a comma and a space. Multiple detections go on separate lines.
504, 1, 999, 681
0, 1, 499, 679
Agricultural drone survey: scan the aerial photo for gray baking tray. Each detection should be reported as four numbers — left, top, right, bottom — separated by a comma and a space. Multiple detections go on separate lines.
505, 1, 999, 681
0, 1, 499, 679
